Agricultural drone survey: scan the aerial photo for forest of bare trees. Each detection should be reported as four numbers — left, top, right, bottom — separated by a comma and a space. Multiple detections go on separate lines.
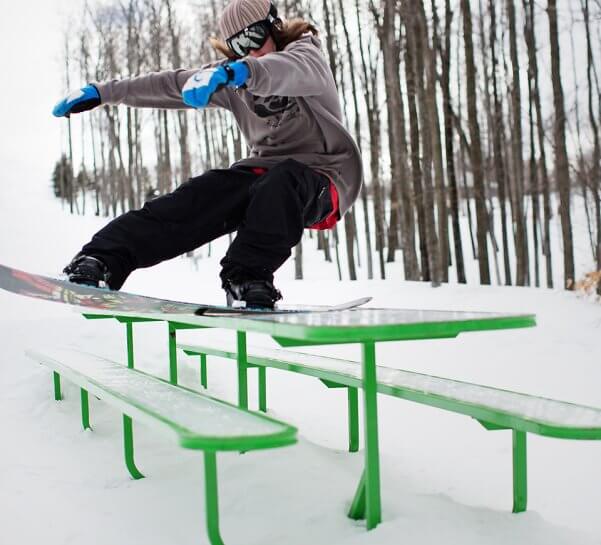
53, 0, 601, 292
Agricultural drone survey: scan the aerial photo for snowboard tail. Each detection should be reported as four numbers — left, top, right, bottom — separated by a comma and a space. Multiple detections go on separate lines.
0, 264, 371, 315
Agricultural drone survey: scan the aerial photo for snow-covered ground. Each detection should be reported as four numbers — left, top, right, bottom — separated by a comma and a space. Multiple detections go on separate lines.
1, 0, 600, 541
1, 172, 601, 545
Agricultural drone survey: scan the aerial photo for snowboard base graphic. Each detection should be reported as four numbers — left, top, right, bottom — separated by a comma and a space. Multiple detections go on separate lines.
0, 264, 371, 316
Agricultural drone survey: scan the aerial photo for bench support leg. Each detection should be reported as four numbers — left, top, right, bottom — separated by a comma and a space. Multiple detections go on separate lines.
320, 380, 360, 453
80, 388, 91, 430
348, 469, 366, 520
168, 323, 178, 385
123, 414, 144, 480
258, 367, 267, 413
126, 321, 135, 368
203, 451, 226, 545
200, 354, 208, 389
512, 430, 527, 513
237, 332, 249, 410
348, 341, 382, 529
362, 341, 382, 528
53, 371, 62, 401
348, 387, 359, 453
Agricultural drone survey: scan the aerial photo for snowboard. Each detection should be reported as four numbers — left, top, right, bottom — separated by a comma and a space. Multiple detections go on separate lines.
0, 263, 371, 316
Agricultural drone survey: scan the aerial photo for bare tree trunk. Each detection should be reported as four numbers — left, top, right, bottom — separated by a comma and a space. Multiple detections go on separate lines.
79, 28, 100, 215
568, 8, 590, 257
506, 0, 529, 285
461, 0, 491, 283
89, 111, 100, 216
395, 74, 421, 280
523, 0, 553, 287
356, 0, 386, 279
430, 0, 449, 281
165, 0, 191, 185
477, 0, 501, 284
326, 0, 360, 280
526, 76, 540, 287
99, 116, 109, 216
522, 0, 540, 286
414, 0, 442, 282
317, 230, 332, 262
455, 12, 477, 264
373, 0, 420, 279
122, 0, 138, 210
162, 110, 173, 191
582, 0, 601, 291
489, 0, 512, 285
403, 0, 429, 280
372, 0, 397, 264
441, 0, 466, 283
332, 226, 343, 280
64, 34, 76, 214
295, 241, 303, 279
547, 0, 575, 288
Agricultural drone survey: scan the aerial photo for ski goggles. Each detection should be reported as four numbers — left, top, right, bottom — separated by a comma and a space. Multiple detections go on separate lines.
226, 21, 271, 58
226, 3, 279, 58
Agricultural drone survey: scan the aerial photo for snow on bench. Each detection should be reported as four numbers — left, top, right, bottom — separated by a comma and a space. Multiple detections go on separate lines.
178, 338, 601, 514
179, 340, 601, 437
25, 346, 297, 545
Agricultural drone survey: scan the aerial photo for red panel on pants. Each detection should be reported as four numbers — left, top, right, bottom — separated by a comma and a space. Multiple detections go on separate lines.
251, 167, 339, 231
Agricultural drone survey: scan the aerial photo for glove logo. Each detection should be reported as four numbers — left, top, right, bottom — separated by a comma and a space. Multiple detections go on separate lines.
66, 89, 85, 102
192, 70, 214, 87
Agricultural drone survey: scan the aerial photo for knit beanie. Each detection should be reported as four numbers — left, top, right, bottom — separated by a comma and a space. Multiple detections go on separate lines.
219, 0, 273, 40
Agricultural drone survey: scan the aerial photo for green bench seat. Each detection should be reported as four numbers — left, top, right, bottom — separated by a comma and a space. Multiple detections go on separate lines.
25, 347, 297, 545
178, 339, 601, 514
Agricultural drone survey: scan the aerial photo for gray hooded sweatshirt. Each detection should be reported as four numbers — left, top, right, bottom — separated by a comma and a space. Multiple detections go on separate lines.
94, 34, 362, 216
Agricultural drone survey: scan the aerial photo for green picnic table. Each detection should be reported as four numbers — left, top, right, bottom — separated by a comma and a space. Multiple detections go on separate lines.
85, 306, 536, 530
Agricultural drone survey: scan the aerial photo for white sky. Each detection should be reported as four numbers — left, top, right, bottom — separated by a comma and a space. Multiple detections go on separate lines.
0, 0, 77, 193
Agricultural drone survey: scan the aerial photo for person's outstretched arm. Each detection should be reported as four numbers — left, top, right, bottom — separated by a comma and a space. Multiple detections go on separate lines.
52, 68, 233, 117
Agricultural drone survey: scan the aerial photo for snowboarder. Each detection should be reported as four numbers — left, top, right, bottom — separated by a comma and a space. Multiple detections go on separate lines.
53, 0, 362, 309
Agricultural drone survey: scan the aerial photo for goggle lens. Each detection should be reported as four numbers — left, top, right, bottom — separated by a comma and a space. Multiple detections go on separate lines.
227, 21, 270, 58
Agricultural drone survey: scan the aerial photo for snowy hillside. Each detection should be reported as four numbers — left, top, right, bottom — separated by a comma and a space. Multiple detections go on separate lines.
2, 0, 601, 541
1, 172, 601, 545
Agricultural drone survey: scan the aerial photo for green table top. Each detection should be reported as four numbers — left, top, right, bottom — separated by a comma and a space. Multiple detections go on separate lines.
85, 307, 536, 347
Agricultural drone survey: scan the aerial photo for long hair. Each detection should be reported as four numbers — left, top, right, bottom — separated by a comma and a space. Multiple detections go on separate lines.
209, 18, 319, 59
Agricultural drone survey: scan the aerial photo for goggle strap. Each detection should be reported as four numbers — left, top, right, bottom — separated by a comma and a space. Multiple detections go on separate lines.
267, 2, 279, 23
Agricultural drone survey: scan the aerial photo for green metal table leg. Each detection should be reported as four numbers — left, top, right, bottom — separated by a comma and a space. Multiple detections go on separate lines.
320, 380, 359, 453
204, 451, 226, 545
80, 388, 91, 430
123, 414, 144, 480
512, 430, 527, 513
53, 371, 62, 401
168, 322, 178, 385
258, 367, 267, 413
237, 331, 248, 410
349, 341, 382, 529
200, 353, 208, 389
126, 321, 135, 369
348, 387, 359, 453
348, 469, 366, 520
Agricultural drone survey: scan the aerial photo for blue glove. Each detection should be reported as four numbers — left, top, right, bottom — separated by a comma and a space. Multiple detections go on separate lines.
182, 62, 250, 109
53, 85, 101, 118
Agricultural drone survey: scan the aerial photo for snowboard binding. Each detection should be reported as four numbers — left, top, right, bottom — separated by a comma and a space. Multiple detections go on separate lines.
63, 255, 112, 289
223, 279, 282, 310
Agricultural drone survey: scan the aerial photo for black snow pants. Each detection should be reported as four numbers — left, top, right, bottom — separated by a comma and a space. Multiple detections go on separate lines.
78, 159, 334, 290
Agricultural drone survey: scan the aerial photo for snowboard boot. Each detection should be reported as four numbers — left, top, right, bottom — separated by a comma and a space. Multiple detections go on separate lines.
223, 279, 282, 310
63, 255, 112, 288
